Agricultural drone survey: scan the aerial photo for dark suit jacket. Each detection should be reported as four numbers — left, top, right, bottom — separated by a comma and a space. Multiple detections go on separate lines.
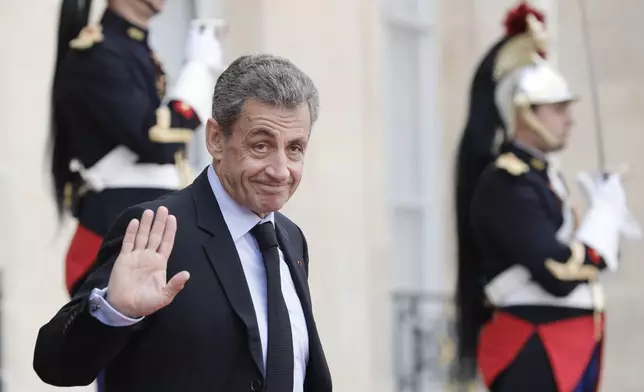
34, 169, 332, 392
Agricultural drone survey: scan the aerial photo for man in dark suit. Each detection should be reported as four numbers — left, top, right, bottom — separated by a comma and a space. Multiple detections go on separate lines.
34, 54, 332, 392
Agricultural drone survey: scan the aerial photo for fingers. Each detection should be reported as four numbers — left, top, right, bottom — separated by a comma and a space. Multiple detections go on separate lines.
190, 19, 220, 34
147, 207, 169, 251
604, 171, 626, 191
609, 164, 629, 186
204, 25, 216, 39
190, 19, 207, 32
602, 164, 630, 186
163, 271, 191, 303
121, 219, 140, 254
134, 209, 154, 250
158, 214, 177, 259
129, 207, 176, 255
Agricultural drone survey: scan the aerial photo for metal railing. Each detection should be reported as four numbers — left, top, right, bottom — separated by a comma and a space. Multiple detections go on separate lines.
392, 291, 480, 392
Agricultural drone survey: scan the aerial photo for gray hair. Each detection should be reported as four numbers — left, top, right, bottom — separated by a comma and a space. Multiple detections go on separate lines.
212, 54, 320, 135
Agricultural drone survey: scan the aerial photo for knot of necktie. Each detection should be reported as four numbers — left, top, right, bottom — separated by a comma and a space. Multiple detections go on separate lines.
251, 222, 279, 252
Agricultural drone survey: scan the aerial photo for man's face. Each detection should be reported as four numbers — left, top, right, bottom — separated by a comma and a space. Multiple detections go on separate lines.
533, 101, 574, 151
206, 100, 311, 216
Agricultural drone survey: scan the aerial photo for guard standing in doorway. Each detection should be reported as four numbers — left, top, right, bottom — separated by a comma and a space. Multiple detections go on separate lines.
453, 2, 640, 391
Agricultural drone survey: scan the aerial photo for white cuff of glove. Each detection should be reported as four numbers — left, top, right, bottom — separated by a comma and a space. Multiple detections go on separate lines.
575, 201, 622, 271
167, 61, 215, 124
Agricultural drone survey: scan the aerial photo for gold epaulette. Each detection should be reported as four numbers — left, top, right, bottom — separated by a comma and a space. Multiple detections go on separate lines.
495, 152, 529, 176
69, 24, 104, 50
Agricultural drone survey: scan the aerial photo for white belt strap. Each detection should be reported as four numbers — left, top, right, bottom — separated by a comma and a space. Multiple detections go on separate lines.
484, 265, 601, 309
484, 265, 532, 304
70, 146, 181, 192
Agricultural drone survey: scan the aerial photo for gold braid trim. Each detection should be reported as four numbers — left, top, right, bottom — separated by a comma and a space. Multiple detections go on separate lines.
148, 107, 194, 144
544, 241, 599, 281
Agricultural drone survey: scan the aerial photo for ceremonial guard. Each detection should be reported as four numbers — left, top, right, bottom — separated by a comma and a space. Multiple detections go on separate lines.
454, 2, 640, 391
50, 0, 222, 296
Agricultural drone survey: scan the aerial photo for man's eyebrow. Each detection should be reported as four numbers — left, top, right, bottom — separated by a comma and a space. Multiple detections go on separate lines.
247, 128, 278, 138
289, 136, 308, 145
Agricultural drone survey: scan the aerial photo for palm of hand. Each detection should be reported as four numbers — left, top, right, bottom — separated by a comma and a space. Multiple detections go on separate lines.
107, 207, 190, 319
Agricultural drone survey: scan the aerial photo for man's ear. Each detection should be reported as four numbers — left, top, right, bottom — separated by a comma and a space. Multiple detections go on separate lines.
206, 118, 224, 160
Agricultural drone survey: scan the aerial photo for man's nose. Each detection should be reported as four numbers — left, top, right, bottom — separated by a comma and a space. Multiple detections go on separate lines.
265, 152, 290, 181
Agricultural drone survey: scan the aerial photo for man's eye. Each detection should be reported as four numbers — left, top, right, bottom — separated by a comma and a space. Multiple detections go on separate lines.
253, 143, 269, 152
289, 145, 304, 153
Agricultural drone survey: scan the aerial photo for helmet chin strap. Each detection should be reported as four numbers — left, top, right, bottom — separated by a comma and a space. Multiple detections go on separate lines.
514, 93, 561, 148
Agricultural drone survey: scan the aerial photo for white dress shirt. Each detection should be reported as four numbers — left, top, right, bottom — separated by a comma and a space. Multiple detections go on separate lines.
89, 164, 309, 391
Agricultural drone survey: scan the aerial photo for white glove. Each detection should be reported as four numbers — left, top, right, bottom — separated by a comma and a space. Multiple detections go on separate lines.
185, 24, 224, 72
575, 172, 640, 271
166, 23, 224, 123
577, 170, 641, 239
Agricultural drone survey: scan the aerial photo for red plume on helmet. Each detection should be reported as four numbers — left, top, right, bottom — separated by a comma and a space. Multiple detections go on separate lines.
504, 2, 546, 37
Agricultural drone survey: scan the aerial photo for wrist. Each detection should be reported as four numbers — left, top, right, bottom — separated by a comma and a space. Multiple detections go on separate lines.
104, 290, 141, 319
576, 202, 622, 271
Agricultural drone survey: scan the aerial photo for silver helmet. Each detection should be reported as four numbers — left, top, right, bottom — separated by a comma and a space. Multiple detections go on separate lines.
493, 13, 577, 147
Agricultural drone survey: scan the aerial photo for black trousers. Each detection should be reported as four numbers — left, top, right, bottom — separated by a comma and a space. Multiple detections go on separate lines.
491, 334, 557, 391
491, 335, 600, 392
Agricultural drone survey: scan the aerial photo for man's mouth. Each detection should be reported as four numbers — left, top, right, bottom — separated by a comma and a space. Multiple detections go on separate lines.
255, 183, 288, 194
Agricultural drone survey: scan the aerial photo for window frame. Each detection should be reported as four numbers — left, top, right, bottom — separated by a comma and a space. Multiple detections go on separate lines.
383, 0, 446, 293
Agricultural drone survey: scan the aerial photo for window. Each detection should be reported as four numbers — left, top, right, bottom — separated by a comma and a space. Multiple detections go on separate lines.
383, 0, 445, 293
384, 4, 460, 389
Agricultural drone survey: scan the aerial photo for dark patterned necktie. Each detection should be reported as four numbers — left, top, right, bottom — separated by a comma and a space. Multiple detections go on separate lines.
250, 222, 294, 392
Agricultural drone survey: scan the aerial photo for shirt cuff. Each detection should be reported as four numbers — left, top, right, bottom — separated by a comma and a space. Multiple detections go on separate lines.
88, 287, 144, 327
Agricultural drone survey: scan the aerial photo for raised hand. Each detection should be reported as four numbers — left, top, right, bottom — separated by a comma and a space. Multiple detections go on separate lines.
185, 22, 223, 71
576, 171, 625, 207
106, 207, 190, 319
576, 169, 641, 239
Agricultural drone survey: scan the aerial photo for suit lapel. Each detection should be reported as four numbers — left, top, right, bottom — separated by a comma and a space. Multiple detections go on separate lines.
190, 170, 264, 377
274, 221, 312, 309
274, 220, 332, 391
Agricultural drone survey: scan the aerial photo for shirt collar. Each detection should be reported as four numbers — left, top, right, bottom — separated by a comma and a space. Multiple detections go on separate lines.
207, 164, 274, 241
